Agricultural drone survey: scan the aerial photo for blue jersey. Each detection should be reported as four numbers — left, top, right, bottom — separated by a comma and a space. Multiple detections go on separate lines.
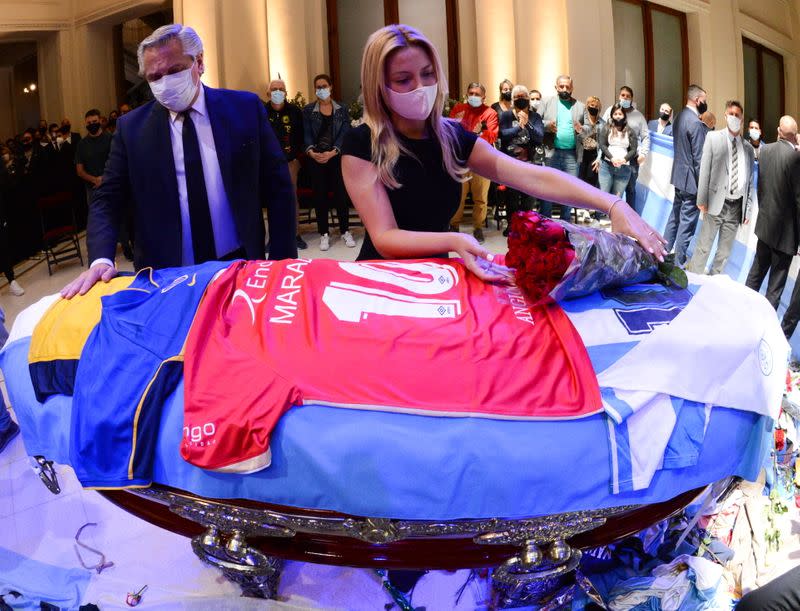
70, 261, 230, 488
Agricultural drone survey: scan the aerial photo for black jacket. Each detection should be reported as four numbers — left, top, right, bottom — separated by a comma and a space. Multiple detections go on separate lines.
754, 140, 800, 255
88, 85, 297, 269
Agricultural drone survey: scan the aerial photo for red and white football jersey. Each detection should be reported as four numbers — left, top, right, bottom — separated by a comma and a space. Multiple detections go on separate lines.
182, 259, 601, 473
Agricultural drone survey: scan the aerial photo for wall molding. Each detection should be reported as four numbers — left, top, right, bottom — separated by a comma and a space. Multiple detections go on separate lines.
74, 0, 165, 26
648, 0, 711, 14
0, 21, 70, 31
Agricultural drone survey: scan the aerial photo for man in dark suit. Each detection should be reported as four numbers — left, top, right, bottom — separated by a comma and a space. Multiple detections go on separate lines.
745, 116, 800, 320
663, 84, 708, 266
648, 102, 673, 136
62, 23, 296, 298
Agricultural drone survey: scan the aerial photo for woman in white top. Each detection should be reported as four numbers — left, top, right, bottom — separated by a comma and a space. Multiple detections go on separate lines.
598, 103, 638, 199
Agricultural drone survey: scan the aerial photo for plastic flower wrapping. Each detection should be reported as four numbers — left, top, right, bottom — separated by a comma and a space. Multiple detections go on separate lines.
505, 211, 685, 305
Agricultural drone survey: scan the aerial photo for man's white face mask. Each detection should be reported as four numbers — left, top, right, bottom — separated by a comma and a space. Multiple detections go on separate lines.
149, 62, 199, 112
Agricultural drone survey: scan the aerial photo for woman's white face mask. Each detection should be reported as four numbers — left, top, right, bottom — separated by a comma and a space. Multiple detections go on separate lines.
149, 63, 199, 112
384, 84, 438, 121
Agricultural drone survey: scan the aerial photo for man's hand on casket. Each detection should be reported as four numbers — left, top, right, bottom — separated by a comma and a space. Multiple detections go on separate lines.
60, 263, 118, 299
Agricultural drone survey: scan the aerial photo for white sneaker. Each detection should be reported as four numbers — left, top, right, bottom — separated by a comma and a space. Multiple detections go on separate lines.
319, 233, 330, 251
342, 231, 356, 248
9, 280, 24, 296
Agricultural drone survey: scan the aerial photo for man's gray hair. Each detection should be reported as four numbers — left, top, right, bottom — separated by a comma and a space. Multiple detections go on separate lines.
137, 24, 203, 76
511, 84, 529, 98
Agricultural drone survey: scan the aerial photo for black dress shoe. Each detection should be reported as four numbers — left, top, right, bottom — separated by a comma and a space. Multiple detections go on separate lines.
296, 235, 308, 250
473, 228, 485, 244
502, 227, 510, 237
0, 420, 20, 455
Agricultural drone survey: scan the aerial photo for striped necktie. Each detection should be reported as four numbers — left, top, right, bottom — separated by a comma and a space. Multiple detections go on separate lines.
729, 137, 738, 195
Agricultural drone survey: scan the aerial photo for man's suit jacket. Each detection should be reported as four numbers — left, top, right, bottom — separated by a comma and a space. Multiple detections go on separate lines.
647, 119, 673, 136
753, 140, 800, 255
88, 86, 297, 270
670, 106, 707, 195
696, 130, 755, 221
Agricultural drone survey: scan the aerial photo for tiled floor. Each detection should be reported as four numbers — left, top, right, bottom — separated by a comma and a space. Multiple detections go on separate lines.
0, 220, 798, 608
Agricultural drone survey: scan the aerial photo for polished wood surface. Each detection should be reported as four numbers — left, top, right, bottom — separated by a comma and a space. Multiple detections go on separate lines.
100, 485, 702, 570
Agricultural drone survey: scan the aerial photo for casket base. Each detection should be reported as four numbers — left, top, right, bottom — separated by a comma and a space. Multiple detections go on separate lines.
190, 526, 283, 598
491, 541, 582, 607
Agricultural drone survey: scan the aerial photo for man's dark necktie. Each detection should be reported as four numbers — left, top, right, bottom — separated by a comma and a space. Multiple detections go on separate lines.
181, 110, 216, 264
730, 137, 738, 196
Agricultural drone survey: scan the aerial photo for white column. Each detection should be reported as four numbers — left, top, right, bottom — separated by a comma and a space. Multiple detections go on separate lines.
474, 0, 517, 100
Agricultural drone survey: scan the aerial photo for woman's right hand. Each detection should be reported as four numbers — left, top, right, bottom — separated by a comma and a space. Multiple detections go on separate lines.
609, 200, 668, 261
451, 232, 512, 284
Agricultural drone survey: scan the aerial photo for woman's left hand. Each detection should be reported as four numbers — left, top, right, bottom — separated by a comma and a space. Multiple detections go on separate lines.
609, 200, 668, 262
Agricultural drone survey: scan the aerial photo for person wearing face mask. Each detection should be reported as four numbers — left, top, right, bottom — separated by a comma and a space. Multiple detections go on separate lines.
686, 100, 755, 276
539, 75, 585, 222
53, 124, 85, 228
340, 24, 666, 281
447, 81, 498, 243
497, 84, 545, 234
601, 87, 650, 215
491, 79, 514, 117
34, 123, 58, 190
265, 78, 307, 251
302, 74, 354, 251
648, 103, 673, 136
7, 129, 42, 261
48, 123, 60, 148
528, 90, 546, 166
746, 119, 762, 159
61, 23, 297, 299
16, 129, 35, 175
664, 84, 709, 267
597, 103, 637, 228
61, 118, 81, 148
577, 96, 603, 192
745, 116, 800, 315
75, 108, 112, 205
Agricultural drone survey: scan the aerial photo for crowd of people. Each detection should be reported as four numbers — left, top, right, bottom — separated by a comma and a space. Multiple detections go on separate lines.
5, 22, 799, 340
0, 19, 794, 316
0, 105, 137, 296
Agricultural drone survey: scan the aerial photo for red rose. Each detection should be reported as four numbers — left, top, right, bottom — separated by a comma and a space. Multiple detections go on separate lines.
505, 250, 523, 270
534, 221, 566, 243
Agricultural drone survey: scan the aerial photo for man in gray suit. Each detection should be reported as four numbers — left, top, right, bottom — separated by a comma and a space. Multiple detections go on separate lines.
687, 100, 755, 275
664, 84, 709, 266
745, 116, 800, 309
539, 75, 585, 222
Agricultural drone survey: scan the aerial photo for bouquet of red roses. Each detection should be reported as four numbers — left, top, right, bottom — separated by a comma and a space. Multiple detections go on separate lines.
505, 211, 685, 305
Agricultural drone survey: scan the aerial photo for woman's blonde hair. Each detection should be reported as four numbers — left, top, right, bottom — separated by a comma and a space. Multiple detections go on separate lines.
360, 24, 468, 189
